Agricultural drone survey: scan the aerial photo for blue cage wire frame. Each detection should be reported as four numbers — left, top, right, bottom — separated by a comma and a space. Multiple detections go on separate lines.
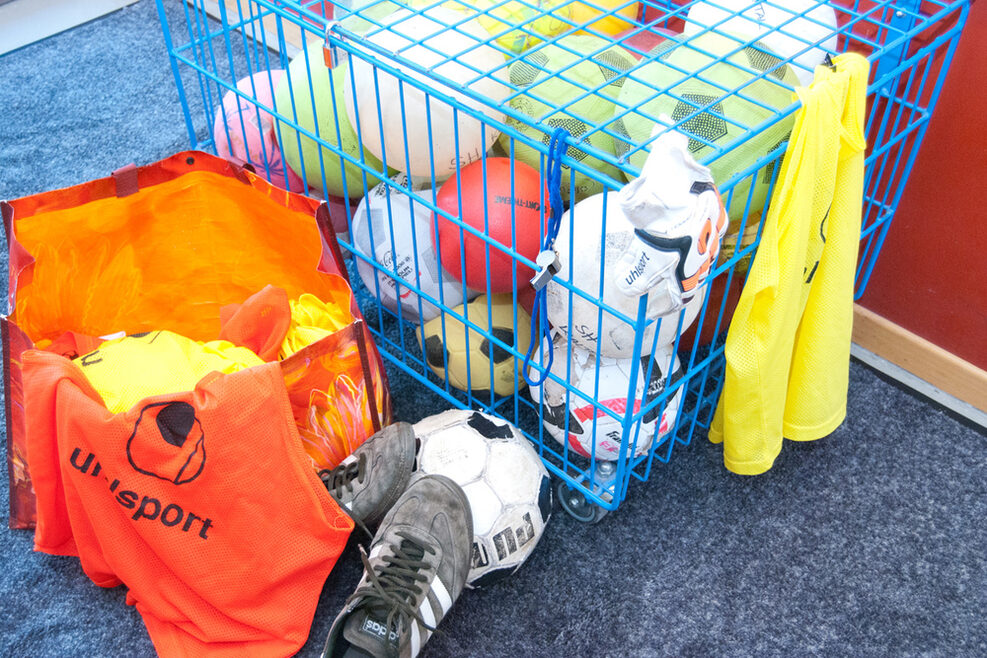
156, 0, 970, 521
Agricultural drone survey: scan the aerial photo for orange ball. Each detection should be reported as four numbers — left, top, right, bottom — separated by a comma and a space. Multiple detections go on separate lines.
433, 158, 548, 292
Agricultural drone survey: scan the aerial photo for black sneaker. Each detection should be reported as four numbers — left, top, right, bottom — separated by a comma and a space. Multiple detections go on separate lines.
319, 422, 417, 528
322, 473, 473, 658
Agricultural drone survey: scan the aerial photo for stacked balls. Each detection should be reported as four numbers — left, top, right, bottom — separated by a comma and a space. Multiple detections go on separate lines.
530, 190, 701, 460
417, 155, 548, 396
209, 2, 838, 416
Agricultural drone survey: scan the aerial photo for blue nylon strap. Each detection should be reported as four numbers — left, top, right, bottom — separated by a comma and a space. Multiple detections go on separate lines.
523, 127, 569, 387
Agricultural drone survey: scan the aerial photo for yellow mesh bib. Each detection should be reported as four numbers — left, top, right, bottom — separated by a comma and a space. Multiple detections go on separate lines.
709, 54, 869, 475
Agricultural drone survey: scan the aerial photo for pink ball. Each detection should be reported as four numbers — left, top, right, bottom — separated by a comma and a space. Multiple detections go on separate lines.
212, 70, 307, 192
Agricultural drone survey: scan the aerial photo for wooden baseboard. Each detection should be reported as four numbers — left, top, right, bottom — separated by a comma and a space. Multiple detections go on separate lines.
852, 305, 987, 413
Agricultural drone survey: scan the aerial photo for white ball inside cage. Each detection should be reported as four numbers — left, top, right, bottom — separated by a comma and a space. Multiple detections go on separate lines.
412, 409, 553, 587
545, 191, 707, 359
343, 7, 509, 182
528, 334, 684, 461
352, 173, 465, 323
684, 0, 839, 86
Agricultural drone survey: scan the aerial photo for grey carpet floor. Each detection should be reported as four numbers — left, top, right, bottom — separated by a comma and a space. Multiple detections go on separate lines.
1, 2, 985, 656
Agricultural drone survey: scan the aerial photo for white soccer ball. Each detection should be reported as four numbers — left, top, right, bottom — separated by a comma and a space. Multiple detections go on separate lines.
528, 335, 683, 461
545, 192, 706, 358
413, 409, 553, 587
684, 0, 839, 86
343, 7, 508, 181
352, 173, 465, 324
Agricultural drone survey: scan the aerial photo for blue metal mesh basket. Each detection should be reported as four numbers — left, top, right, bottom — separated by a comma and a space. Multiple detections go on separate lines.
156, 0, 971, 521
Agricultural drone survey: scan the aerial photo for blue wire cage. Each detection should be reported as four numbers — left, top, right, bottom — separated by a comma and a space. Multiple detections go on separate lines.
156, 0, 971, 521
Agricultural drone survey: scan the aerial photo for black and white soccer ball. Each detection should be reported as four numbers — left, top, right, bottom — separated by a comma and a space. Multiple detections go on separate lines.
417, 294, 531, 397
529, 335, 684, 461
412, 409, 553, 588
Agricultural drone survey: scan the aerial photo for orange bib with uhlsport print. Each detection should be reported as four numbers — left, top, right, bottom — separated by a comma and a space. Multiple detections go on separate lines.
24, 350, 353, 657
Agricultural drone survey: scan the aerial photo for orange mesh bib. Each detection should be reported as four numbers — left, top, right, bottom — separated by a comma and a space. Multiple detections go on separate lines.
24, 350, 353, 657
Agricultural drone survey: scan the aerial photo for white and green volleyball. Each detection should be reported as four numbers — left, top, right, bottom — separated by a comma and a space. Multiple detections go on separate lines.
274, 46, 388, 198
612, 31, 799, 221
499, 34, 636, 204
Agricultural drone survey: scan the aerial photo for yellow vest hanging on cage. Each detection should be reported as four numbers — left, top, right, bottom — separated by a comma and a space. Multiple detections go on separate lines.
708, 53, 869, 475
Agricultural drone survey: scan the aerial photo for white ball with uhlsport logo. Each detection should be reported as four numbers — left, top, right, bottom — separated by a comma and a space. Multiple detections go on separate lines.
545, 192, 706, 358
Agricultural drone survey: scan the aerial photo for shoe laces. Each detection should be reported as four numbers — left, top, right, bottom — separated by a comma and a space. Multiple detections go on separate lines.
319, 453, 367, 502
348, 530, 439, 657
320, 455, 377, 539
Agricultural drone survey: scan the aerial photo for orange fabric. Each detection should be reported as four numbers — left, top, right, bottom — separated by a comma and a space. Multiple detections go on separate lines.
23, 350, 354, 657
219, 286, 293, 362
8, 163, 336, 346
35, 331, 106, 360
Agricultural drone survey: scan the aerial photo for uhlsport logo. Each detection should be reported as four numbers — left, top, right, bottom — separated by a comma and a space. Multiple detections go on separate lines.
127, 400, 206, 485
69, 443, 214, 540
67, 399, 214, 539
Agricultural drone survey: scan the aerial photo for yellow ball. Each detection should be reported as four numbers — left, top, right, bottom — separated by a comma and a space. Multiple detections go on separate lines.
339, 1, 641, 58
500, 34, 636, 204
473, 0, 574, 53
400, 0, 573, 54
417, 294, 532, 396
569, 0, 640, 37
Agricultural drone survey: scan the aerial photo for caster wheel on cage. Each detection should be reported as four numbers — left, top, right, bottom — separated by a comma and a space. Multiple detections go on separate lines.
557, 480, 609, 524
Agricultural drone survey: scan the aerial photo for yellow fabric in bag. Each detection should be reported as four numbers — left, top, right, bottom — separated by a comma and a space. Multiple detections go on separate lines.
709, 54, 869, 475
280, 293, 352, 358
77, 331, 265, 414
78, 292, 353, 413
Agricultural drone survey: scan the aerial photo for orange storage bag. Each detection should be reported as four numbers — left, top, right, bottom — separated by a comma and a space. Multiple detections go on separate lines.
3, 151, 391, 527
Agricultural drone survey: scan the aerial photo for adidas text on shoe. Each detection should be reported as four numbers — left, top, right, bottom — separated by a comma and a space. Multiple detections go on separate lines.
322, 473, 473, 658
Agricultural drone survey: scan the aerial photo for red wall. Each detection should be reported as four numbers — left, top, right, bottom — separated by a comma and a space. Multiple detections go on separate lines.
859, 0, 987, 371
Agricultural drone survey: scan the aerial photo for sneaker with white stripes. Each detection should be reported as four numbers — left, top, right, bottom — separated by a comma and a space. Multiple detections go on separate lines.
321, 473, 473, 658
319, 422, 417, 529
